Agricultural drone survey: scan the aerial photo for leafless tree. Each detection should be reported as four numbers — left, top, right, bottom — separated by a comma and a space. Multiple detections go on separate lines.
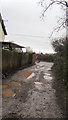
39, 0, 68, 37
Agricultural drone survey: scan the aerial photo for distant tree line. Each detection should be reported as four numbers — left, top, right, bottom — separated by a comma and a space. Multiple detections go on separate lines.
38, 53, 55, 62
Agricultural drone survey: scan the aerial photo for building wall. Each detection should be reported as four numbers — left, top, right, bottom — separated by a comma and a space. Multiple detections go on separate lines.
0, 23, 5, 41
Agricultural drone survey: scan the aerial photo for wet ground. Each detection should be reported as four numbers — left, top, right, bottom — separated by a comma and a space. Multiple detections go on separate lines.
2, 62, 66, 118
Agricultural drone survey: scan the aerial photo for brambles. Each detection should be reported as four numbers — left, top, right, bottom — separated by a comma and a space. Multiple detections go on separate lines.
52, 37, 67, 91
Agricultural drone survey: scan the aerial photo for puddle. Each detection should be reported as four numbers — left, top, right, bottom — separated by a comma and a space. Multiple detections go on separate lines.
47, 68, 51, 71
0, 85, 8, 89
35, 84, 43, 90
40, 67, 44, 70
34, 82, 43, 85
39, 62, 44, 66
44, 73, 50, 76
44, 76, 52, 80
10, 81, 21, 88
27, 73, 35, 79
2, 89, 14, 97
24, 71, 32, 78
34, 82, 44, 90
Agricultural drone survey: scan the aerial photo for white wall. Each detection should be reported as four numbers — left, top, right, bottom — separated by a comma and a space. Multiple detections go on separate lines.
0, 23, 5, 41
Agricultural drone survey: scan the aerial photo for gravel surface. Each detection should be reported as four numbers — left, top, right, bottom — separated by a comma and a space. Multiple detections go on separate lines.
2, 62, 66, 118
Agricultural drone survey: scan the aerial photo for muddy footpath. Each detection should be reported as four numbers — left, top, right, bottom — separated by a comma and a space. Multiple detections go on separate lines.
1, 62, 66, 119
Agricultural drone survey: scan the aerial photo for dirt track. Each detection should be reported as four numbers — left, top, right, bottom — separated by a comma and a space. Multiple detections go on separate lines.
2, 62, 66, 118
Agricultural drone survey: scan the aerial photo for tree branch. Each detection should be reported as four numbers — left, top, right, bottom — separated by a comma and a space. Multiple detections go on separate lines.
39, 0, 68, 37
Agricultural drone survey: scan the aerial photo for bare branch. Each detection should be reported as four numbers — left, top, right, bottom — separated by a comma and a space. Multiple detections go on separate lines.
49, 19, 66, 38
39, 0, 67, 13
39, 0, 68, 37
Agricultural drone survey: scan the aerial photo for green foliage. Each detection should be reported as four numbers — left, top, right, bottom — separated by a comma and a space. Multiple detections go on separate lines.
52, 37, 67, 91
38, 53, 55, 62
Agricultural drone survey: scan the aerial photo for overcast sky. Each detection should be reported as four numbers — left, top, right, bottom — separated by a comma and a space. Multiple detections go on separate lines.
1, 0, 66, 53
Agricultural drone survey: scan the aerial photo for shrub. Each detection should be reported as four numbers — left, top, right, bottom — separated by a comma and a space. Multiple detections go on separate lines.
52, 37, 67, 91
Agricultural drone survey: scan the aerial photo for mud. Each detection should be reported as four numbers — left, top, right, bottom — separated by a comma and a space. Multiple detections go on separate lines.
23, 71, 32, 78
10, 81, 21, 88
2, 89, 14, 98
0, 85, 8, 89
2, 62, 66, 118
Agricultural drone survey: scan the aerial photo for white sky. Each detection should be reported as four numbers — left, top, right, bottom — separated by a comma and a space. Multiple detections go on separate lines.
1, 0, 66, 53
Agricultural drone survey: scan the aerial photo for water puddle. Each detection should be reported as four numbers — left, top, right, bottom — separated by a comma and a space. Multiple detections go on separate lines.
34, 82, 43, 85
0, 85, 8, 89
27, 73, 35, 79
41, 67, 44, 69
47, 68, 51, 71
2, 89, 14, 97
24, 71, 32, 78
44, 73, 50, 76
10, 81, 21, 88
44, 75, 52, 80
34, 82, 44, 90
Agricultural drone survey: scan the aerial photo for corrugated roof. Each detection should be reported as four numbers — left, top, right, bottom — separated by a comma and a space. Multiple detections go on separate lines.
0, 42, 25, 48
